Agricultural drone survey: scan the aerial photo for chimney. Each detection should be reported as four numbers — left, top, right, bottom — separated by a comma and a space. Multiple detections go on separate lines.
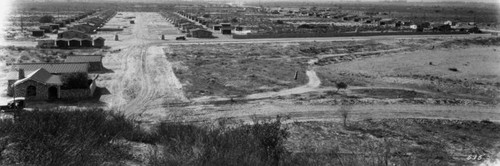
18, 69, 25, 79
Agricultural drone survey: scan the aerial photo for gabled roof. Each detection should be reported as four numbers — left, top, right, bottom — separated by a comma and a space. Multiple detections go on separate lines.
12, 62, 89, 74
94, 37, 105, 41
191, 28, 211, 33
65, 55, 102, 63
13, 68, 62, 86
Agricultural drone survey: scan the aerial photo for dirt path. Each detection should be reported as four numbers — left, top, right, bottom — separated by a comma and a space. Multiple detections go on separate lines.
100, 12, 187, 121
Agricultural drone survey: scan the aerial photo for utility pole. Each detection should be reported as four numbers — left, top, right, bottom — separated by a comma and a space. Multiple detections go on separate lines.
20, 10, 25, 33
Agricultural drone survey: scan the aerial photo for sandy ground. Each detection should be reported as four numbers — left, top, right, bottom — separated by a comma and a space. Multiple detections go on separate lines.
96, 12, 188, 126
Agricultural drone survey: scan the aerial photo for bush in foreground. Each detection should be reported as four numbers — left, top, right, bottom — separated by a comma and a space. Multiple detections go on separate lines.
149, 117, 290, 166
0, 108, 138, 165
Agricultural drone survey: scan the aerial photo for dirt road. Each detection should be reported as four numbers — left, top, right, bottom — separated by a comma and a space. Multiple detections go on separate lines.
99, 12, 187, 123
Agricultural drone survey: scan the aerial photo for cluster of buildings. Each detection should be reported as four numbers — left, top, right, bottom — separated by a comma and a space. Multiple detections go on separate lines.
33, 11, 97, 37
13, 10, 118, 101
34, 10, 117, 48
6, 55, 105, 101
161, 12, 215, 38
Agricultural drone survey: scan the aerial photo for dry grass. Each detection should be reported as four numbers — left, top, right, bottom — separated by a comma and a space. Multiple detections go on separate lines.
167, 41, 396, 98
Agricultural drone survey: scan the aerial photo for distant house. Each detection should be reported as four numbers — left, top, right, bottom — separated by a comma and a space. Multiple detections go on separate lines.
32, 30, 45, 37
94, 37, 105, 48
87, 17, 105, 28
57, 30, 91, 40
49, 24, 60, 30
65, 55, 103, 72
56, 30, 92, 48
379, 18, 395, 26
191, 29, 213, 38
69, 24, 97, 34
39, 25, 53, 33
220, 23, 232, 35
37, 39, 55, 48
213, 25, 222, 31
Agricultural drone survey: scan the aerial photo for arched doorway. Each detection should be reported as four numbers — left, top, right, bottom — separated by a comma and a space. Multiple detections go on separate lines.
48, 86, 58, 99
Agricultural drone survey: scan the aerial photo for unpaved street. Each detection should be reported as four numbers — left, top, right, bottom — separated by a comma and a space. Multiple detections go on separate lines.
98, 12, 187, 124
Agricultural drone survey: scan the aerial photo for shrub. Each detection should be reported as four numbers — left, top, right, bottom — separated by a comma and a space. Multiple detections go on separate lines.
149, 116, 290, 166
336, 82, 348, 92
0, 108, 137, 165
39, 15, 55, 23
61, 72, 90, 89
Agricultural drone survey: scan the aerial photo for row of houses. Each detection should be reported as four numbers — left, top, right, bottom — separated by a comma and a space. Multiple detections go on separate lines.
69, 10, 118, 34
6, 55, 104, 101
37, 30, 106, 48
161, 12, 215, 38
33, 11, 97, 37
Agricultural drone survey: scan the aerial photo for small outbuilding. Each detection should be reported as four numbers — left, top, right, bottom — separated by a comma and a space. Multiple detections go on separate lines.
191, 29, 213, 38
32, 30, 45, 37
93, 37, 105, 48
37, 40, 55, 48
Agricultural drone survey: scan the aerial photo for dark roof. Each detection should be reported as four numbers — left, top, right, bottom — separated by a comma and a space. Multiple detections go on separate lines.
94, 37, 105, 41
65, 55, 102, 63
191, 28, 212, 33
12, 62, 89, 74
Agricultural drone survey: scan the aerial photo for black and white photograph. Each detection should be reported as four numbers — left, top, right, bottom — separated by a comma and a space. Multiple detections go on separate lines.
0, 0, 499, 165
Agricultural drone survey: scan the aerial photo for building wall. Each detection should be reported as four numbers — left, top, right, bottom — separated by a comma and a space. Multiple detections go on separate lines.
7, 80, 16, 96
89, 62, 103, 72
192, 31, 213, 38
13, 80, 50, 100
94, 40, 105, 48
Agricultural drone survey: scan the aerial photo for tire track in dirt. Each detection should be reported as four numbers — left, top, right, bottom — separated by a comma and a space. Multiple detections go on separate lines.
102, 12, 188, 118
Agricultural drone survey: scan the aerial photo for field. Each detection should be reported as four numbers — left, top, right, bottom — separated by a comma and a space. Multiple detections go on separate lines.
167, 40, 396, 98
0, 1, 500, 165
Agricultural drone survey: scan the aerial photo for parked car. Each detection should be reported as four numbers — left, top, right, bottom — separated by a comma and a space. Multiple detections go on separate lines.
176, 36, 186, 40
0, 97, 26, 113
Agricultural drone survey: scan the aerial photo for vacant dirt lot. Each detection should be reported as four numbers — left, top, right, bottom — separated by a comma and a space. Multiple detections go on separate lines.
167, 41, 399, 99
316, 42, 500, 104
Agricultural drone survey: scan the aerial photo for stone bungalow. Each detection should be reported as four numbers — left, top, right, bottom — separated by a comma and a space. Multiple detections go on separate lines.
7, 63, 97, 101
